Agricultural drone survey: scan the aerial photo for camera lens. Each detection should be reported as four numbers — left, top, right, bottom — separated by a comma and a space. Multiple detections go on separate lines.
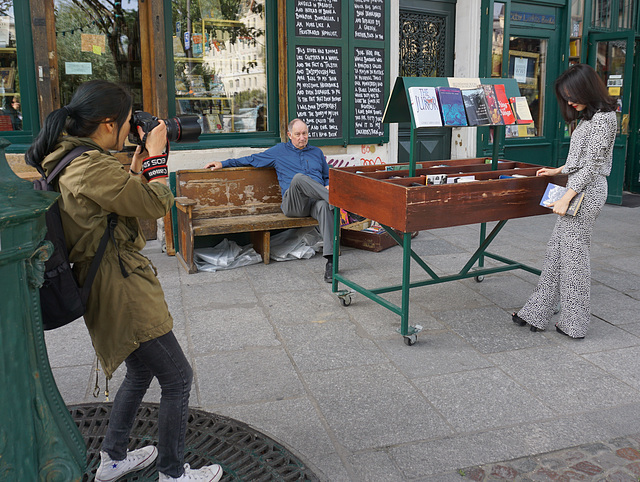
165, 115, 201, 143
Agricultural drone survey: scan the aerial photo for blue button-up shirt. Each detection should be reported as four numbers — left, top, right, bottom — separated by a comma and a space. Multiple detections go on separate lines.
221, 141, 329, 193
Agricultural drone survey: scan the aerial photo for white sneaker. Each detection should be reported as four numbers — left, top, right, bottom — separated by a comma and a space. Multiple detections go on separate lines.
95, 445, 158, 482
159, 463, 223, 481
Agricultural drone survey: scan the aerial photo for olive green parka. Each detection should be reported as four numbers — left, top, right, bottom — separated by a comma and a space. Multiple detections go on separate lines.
42, 136, 174, 378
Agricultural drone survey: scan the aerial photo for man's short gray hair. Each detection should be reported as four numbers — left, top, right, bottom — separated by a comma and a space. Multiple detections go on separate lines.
287, 118, 307, 133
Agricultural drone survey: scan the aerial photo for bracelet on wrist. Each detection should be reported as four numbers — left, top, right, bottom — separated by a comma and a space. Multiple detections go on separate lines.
129, 167, 142, 175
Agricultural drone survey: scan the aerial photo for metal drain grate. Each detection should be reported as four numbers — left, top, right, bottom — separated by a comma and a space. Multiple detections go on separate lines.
69, 403, 321, 481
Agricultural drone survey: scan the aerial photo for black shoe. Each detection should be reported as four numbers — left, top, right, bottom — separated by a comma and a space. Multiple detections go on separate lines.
556, 324, 585, 339
512, 312, 540, 332
324, 260, 333, 283
512, 312, 527, 326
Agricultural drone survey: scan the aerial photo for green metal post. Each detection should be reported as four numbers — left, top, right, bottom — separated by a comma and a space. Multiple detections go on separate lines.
0, 138, 86, 481
399, 231, 412, 336
408, 127, 417, 177
332, 203, 340, 291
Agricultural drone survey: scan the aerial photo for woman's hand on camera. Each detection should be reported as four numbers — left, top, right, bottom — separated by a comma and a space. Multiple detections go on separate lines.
141, 123, 167, 157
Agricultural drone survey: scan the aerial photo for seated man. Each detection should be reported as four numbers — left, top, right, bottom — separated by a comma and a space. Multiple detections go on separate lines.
205, 118, 334, 282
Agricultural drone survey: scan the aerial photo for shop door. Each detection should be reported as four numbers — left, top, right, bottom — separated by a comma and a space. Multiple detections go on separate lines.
587, 31, 634, 204
398, 0, 455, 163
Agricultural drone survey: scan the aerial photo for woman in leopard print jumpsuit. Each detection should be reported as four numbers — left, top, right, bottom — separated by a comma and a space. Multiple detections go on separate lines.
513, 64, 617, 339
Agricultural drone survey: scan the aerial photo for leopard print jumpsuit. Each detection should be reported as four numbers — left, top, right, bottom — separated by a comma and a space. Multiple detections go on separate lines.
516, 110, 617, 338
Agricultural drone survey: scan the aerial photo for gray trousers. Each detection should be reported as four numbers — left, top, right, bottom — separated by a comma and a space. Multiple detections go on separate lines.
281, 173, 334, 257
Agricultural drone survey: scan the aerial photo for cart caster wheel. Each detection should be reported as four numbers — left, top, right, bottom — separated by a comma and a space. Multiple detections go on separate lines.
340, 295, 352, 307
474, 275, 484, 283
404, 334, 417, 346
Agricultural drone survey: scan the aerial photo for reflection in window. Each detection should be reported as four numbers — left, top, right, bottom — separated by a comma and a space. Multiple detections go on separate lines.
592, 0, 612, 29
618, 0, 635, 29
507, 37, 547, 138
595, 39, 626, 134
569, 0, 584, 66
0, 2, 22, 132
171, 0, 267, 134
491, 3, 505, 78
54, 0, 142, 109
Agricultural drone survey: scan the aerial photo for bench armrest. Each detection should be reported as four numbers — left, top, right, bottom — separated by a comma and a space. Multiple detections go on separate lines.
175, 196, 197, 207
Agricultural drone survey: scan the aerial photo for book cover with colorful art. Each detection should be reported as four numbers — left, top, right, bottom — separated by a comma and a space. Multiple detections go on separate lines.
540, 183, 585, 216
481, 84, 504, 125
436, 87, 468, 126
493, 84, 516, 125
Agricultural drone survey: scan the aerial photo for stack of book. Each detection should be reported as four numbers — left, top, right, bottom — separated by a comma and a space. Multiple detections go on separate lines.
408, 84, 534, 137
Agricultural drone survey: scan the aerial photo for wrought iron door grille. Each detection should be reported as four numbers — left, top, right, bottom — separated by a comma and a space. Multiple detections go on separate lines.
399, 11, 447, 77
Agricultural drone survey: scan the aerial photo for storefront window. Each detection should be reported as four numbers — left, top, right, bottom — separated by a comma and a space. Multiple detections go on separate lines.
595, 39, 626, 134
569, 0, 584, 66
617, 0, 635, 29
507, 37, 547, 138
491, 2, 505, 78
592, 0, 612, 29
54, 0, 142, 109
0, 2, 22, 132
171, 0, 267, 134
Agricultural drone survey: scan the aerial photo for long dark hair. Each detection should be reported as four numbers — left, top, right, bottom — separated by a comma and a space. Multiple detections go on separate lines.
555, 64, 617, 122
26, 80, 132, 173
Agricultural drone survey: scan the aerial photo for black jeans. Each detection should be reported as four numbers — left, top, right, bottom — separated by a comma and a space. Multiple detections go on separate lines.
102, 331, 193, 477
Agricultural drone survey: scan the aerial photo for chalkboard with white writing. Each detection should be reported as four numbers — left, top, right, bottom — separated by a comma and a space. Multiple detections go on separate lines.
354, 0, 385, 41
294, 0, 342, 38
295, 45, 343, 139
353, 47, 385, 137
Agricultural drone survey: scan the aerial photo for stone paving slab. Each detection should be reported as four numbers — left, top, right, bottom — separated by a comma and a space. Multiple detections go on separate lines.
43, 201, 640, 481
459, 433, 640, 481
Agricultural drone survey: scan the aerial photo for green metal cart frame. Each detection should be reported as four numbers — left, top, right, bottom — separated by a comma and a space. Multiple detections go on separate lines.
330, 77, 544, 345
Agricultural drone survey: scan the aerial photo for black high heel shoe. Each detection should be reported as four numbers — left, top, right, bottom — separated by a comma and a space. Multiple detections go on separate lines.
555, 324, 585, 339
512, 312, 526, 326
512, 312, 540, 332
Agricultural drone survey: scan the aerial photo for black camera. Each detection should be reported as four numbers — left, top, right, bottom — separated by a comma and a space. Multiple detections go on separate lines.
129, 111, 201, 146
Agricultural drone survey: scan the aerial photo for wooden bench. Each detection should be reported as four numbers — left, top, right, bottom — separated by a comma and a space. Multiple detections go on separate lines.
174, 167, 318, 273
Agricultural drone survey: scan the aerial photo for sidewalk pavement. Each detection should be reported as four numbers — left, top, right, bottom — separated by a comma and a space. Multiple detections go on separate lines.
45, 198, 640, 481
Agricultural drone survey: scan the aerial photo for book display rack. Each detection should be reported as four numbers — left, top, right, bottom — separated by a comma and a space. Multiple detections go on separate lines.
328, 77, 565, 346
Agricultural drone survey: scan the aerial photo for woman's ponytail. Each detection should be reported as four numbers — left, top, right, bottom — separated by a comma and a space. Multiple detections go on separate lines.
25, 107, 70, 174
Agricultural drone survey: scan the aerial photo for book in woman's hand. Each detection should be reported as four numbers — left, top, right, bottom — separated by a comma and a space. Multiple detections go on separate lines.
540, 183, 585, 216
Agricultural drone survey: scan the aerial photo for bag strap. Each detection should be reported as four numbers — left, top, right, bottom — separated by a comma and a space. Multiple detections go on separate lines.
46, 145, 93, 184
46, 145, 124, 301
81, 213, 119, 305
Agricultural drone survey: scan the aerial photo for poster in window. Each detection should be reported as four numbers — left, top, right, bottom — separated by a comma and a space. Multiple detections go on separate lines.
0, 67, 15, 92
0, 16, 10, 48
508, 50, 539, 88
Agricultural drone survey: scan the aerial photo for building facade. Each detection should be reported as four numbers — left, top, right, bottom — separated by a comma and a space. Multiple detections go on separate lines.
3, 0, 639, 202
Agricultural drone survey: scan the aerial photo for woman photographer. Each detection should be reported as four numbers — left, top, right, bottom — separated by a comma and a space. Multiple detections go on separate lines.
26, 80, 222, 482
512, 64, 617, 339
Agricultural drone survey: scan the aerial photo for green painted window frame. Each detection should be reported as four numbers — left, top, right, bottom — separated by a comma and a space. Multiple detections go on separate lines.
3, 0, 40, 153
163, 0, 282, 151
